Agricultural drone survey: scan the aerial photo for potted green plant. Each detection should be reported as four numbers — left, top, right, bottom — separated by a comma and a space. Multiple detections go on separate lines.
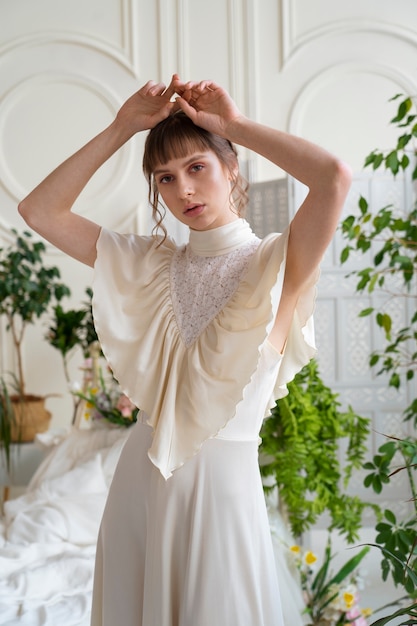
287, 538, 371, 625
46, 287, 100, 422
0, 375, 16, 469
0, 229, 71, 441
259, 359, 374, 543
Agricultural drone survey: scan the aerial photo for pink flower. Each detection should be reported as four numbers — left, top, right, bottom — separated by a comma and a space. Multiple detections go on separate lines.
347, 607, 368, 626
116, 394, 135, 417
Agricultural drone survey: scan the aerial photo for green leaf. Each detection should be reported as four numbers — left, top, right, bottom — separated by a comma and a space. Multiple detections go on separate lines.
390, 96, 412, 123
401, 153, 410, 170
397, 133, 411, 149
340, 247, 351, 263
364, 153, 377, 168
325, 546, 370, 588
363, 461, 376, 470
368, 273, 379, 292
359, 196, 368, 213
373, 153, 384, 169
385, 151, 399, 175
363, 475, 374, 489
369, 602, 417, 626
376, 313, 392, 337
389, 373, 400, 389
369, 354, 380, 366
384, 509, 397, 525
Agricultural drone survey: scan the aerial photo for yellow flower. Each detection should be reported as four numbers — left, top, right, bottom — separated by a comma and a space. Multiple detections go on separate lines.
362, 608, 373, 617
304, 551, 317, 565
290, 545, 301, 554
343, 591, 355, 609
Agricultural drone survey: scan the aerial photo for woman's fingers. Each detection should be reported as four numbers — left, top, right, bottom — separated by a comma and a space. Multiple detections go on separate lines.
149, 82, 167, 96
163, 74, 181, 100
195, 80, 216, 93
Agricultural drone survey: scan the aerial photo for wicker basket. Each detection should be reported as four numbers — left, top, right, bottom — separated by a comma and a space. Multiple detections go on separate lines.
10, 395, 52, 443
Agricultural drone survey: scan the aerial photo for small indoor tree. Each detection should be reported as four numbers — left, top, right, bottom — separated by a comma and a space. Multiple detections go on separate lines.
340, 93, 416, 416
0, 229, 71, 399
340, 93, 417, 604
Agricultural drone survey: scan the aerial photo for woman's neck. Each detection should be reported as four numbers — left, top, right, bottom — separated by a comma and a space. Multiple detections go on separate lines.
188, 218, 257, 257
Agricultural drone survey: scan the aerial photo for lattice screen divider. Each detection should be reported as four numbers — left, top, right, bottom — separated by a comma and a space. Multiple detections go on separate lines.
248, 173, 416, 525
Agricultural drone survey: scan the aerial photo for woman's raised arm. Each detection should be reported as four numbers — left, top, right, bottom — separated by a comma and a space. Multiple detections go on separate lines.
231, 116, 352, 352
18, 77, 180, 267
176, 79, 352, 284
176, 79, 352, 351
226, 116, 352, 280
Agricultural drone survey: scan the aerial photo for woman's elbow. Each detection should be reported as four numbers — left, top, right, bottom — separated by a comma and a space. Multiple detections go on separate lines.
332, 158, 353, 197
18, 197, 39, 229
18, 198, 30, 223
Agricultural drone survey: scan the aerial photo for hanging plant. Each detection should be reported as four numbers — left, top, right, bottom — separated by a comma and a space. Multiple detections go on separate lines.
260, 359, 373, 543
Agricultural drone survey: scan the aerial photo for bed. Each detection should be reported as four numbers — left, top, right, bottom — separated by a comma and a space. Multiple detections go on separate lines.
0, 425, 306, 626
0, 426, 130, 625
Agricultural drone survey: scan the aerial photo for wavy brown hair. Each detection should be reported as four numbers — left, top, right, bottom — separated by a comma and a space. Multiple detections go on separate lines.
142, 111, 249, 241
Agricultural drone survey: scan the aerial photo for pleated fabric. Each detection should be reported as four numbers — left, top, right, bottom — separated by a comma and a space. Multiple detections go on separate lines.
90, 220, 318, 625
92, 224, 317, 480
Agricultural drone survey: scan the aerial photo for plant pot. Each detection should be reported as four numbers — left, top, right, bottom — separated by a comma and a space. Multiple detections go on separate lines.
10, 395, 52, 443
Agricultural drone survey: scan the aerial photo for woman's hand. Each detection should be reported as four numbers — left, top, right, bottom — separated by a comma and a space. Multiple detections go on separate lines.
115, 74, 180, 135
116, 76, 243, 139
174, 79, 244, 138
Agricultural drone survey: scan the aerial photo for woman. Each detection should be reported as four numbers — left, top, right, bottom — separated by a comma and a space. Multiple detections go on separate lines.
18, 74, 352, 625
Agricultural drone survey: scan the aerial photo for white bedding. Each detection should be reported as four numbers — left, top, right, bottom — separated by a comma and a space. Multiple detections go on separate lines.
0, 426, 306, 626
0, 427, 130, 626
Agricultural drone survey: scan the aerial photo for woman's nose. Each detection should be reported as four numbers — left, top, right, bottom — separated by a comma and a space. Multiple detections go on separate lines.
179, 182, 194, 199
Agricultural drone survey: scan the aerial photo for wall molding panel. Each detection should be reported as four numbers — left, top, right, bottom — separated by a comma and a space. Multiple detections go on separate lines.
120, 0, 141, 73
281, 15, 417, 66
0, 33, 142, 237
1, 0, 416, 532
157, 0, 186, 78
288, 61, 417, 137
0, 32, 138, 76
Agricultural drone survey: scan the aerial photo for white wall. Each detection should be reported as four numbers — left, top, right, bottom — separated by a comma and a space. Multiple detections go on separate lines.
1, 0, 416, 615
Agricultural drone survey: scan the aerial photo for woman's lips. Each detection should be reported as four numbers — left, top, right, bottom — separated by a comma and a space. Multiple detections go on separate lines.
184, 204, 205, 217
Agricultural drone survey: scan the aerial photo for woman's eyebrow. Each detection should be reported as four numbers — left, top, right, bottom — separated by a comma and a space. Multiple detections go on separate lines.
153, 154, 207, 175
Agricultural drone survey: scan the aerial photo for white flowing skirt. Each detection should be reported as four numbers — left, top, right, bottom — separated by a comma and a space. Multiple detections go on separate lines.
90, 421, 284, 626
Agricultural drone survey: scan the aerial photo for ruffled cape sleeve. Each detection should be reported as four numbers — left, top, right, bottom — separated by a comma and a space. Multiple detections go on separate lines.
93, 227, 317, 479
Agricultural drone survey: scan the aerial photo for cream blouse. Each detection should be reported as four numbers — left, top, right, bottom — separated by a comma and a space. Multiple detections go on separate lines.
92, 219, 317, 479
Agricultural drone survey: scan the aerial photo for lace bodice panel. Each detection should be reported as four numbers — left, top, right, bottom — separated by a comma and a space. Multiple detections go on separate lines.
170, 239, 260, 347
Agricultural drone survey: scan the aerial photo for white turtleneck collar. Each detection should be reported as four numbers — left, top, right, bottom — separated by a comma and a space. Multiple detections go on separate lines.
188, 218, 257, 257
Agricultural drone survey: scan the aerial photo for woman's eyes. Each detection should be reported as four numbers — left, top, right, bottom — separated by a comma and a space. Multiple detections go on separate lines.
158, 164, 204, 184
159, 175, 173, 184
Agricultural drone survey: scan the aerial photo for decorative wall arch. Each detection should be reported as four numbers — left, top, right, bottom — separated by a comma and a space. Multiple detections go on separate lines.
0, 35, 142, 238
288, 61, 417, 174
280, 0, 417, 67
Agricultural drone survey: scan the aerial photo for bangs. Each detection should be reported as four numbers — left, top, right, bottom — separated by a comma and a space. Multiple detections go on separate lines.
150, 133, 210, 171
143, 112, 216, 179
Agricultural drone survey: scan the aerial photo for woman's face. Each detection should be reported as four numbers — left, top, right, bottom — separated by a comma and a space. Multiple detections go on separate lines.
153, 149, 238, 230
